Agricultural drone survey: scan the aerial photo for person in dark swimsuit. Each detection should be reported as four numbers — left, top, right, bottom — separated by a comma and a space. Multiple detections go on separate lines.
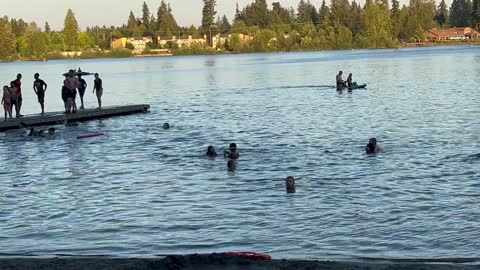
33, 73, 48, 114
77, 74, 87, 109
93, 73, 103, 109
62, 78, 69, 113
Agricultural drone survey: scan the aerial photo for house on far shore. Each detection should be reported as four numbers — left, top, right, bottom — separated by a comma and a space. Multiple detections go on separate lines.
158, 35, 208, 48
111, 37, 153, 54
425, 27, 479, 41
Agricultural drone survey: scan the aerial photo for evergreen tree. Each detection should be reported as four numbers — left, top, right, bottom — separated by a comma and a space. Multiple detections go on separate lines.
234, 2, 245, 22
0, 17, 17, 59
349, 1, 364, 38
319, 0, 332, 28
435, 0, 449, 26
219, 15, 231, 34
391, 0, 401, 37
473, 0, 480, 24
142, 2, 151, 29
297, 0, 319, 24
128, 11, 137, 29
157, 1, 179, 37
10, 18, 28, 37
449, 0, 473, 26
271, 2, 294, 24
44, 21, 51, 33
244, 0, 271, 27
330, 0, 352, 26
202, 0, 217, 34
63, 9, 79, 49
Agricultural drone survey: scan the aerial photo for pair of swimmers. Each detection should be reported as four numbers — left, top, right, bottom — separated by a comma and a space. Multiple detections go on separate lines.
285, 139, 382, 194
28, 127, 55, 137
206, 143, 240, 171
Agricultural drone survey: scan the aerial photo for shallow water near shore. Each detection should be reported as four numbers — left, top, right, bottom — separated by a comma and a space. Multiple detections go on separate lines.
0, 46, 480, 260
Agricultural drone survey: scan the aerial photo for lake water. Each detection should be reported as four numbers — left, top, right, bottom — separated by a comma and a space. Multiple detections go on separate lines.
0, 47, 480, 260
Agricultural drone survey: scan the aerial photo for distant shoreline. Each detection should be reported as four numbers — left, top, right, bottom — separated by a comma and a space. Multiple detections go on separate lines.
0, 42, 477, 64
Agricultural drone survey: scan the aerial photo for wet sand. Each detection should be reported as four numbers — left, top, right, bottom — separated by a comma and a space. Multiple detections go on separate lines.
1, 254, 479, 270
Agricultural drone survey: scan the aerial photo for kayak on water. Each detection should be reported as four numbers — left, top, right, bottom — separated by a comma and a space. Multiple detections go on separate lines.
62, 68, 94, 76
337, 83, 367, 90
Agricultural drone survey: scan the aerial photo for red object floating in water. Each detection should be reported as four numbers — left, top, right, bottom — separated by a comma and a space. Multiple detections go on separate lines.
77, 133, 105, 139
226, 252, 272, 261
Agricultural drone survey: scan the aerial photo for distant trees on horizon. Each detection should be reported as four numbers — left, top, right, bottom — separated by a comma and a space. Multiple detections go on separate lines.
0, 0, 479, 60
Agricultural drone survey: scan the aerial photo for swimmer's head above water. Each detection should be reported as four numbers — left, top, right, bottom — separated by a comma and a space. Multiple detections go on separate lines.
225, 143, 240, 159
366, 138, 382, 154
286, 176, 296, 193
163, 123, 170, 129
207, 146, 217, 157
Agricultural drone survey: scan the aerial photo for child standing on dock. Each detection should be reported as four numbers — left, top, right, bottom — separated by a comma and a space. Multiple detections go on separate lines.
93, 73, 103, 109
33, 73, 48, 114
77, 74, 87, 110
2, 86, 12, 120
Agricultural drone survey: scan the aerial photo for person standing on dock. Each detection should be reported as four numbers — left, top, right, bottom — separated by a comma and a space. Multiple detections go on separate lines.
77, 74, 87, 110
12, 74, 23, 117
2, 86, 13, 120
33, 73, 48, 114
93, 73, 103, 109
65, 70, 79, 113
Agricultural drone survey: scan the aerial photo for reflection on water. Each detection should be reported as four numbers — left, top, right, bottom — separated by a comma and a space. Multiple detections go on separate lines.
0, 46, 480, 259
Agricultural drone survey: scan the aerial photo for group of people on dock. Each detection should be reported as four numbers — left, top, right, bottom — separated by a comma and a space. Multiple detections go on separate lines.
62, 69, 103, 114
1, 70, 104, 120
1, 74, 24, 119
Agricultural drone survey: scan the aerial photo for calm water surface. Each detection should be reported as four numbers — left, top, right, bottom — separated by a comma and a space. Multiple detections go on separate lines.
0, 47, 480, 260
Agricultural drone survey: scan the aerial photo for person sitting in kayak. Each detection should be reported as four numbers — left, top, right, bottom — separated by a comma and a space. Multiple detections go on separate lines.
336, 71, 345, 87
347, 73, 359, 89
366, 138, 383, 154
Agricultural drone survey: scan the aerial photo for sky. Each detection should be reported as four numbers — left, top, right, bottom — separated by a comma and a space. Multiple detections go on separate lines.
0, 0, 445, 31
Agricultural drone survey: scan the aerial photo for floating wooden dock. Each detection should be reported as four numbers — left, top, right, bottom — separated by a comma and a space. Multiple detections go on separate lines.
0, 104, 150, 132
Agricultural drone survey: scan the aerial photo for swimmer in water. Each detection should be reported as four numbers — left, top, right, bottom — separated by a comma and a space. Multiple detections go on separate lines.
227, 160, 236, 172
48, 128, 56, 136
163, 123, 170, 129
224, 143, 240, 159
286, 176, 296, 193
366, 138, 383, 154
206, 146, 217, 158
28, 128, 36, 137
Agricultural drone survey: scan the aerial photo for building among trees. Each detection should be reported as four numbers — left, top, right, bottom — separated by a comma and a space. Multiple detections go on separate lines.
426, 27, 479, 40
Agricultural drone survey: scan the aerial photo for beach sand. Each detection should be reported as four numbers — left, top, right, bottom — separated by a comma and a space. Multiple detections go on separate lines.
1, 254, 479, 270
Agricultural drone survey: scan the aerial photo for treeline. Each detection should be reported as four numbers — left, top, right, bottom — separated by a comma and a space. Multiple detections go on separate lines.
0, 0, 479, 60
